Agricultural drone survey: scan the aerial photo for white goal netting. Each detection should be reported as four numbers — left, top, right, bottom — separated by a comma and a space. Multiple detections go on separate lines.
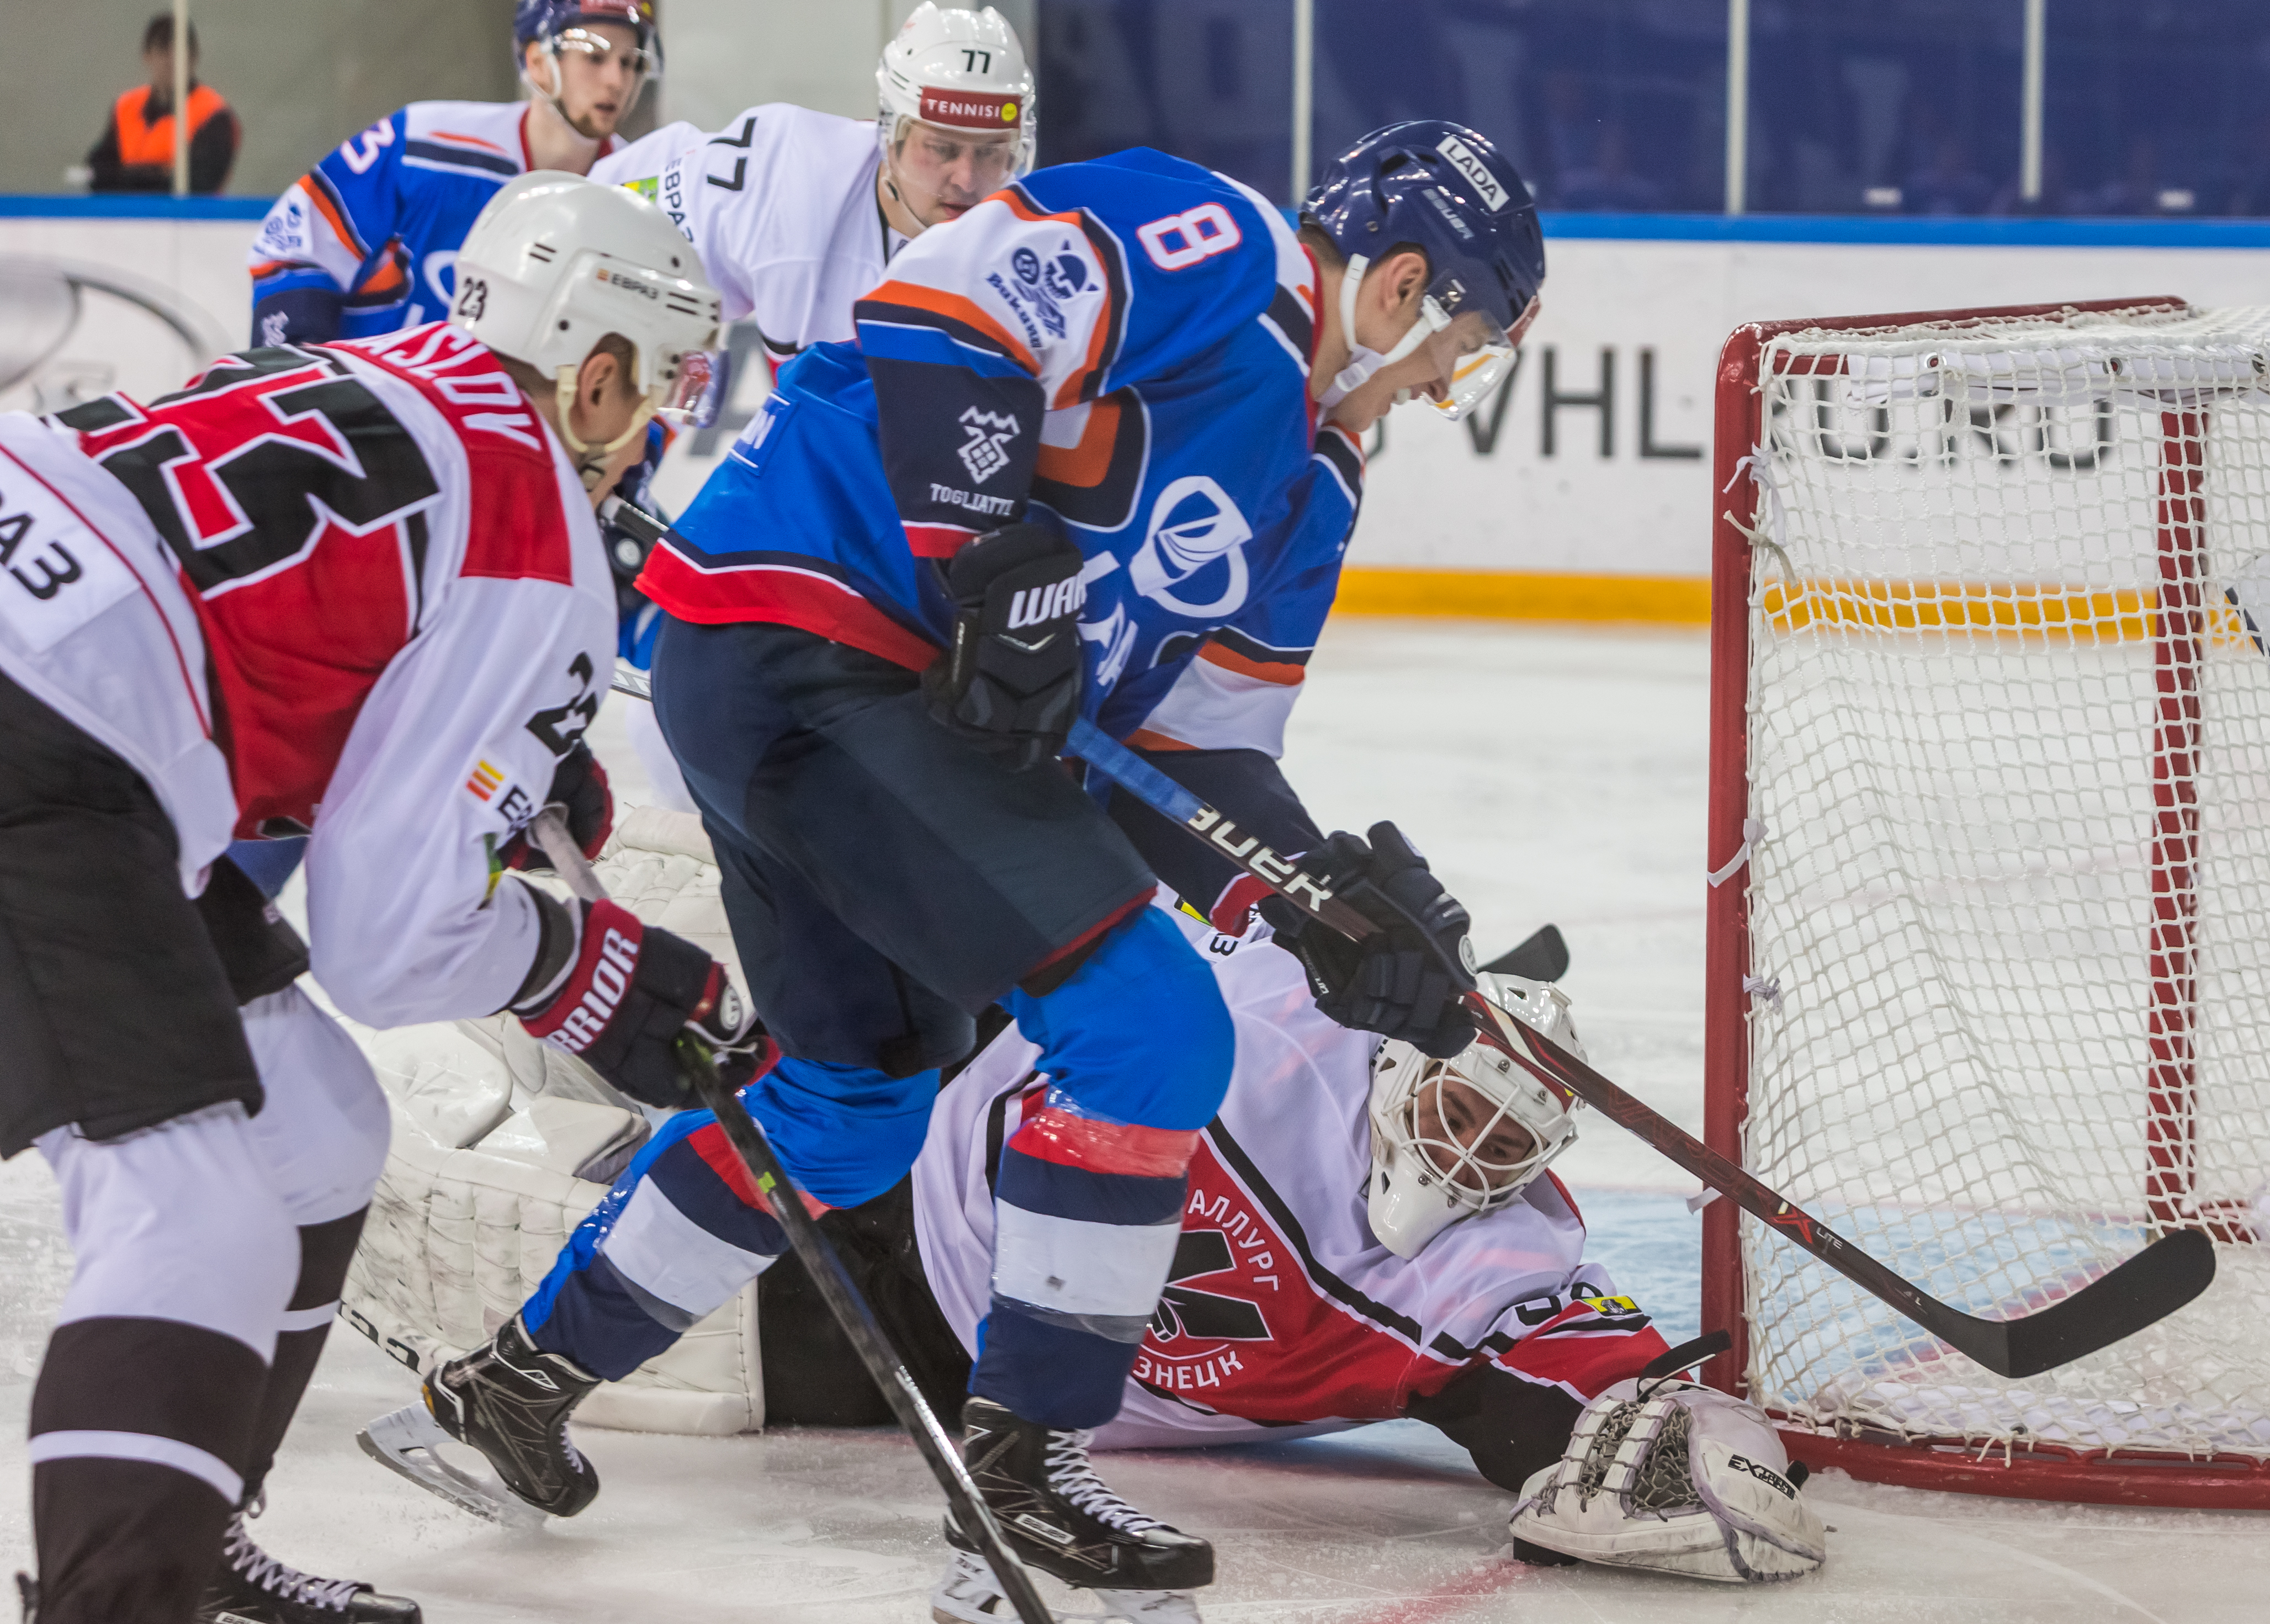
1732, 304, 2270, 1467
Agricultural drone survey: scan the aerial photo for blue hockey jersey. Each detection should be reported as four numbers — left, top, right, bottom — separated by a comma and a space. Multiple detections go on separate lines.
248, 100, 620, 347
644, 148, 1364, 772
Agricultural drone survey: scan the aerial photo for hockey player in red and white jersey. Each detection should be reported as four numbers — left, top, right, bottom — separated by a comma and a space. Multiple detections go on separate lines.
0, 174, 748, 1624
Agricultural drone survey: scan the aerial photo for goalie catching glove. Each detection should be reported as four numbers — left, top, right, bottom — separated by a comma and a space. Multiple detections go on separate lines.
1509, 1367, 1827, 1584
924, 523, 1086, 772
513, 896, 763, 1108
1262, 822, 1478, 1059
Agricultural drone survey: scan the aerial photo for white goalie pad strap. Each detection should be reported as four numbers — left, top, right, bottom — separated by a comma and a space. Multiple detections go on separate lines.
1509, 1379, 1827, 1584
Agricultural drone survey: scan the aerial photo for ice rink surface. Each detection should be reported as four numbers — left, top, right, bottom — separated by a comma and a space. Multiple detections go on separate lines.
2, 620, 2263, 1621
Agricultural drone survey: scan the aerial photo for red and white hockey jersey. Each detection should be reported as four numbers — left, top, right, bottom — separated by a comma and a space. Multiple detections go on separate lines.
913, 907, 1668, 1449
0, 323, 615, 1026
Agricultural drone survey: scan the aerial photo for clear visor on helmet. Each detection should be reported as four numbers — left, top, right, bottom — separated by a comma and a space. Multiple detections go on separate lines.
887, 115, 1030, 197
654, 346, 727, 429
551, 25, 662, 79
1421, 293, 1540, 422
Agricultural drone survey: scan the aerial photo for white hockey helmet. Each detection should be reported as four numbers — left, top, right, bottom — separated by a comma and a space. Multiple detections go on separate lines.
1364, 973, 1583, 1259
451, 171, 722, 482
877, 3, 1037, 178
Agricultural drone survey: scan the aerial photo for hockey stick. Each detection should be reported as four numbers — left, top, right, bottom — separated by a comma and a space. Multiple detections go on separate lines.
1482, 923, 1568, 983
528, 811, 1056, 1624
596, 500, 2215, 1373
1061, 724, 2218, 1381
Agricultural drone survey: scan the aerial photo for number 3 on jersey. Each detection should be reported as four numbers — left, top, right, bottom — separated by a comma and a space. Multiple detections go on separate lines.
0, 468, 140, 655
1137, 203, 1242, 272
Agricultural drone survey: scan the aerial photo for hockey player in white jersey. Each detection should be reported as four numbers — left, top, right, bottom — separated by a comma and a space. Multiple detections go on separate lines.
358, 878, 1827, 1612
591, 3, 1033, 370
584, 3, 1034, 807
0, 176, 749, 1624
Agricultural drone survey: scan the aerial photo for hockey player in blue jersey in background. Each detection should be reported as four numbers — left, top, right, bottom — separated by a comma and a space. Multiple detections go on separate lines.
403, 123, 1545, 1621
248, 1, 658, 346
230, 1, 659, 895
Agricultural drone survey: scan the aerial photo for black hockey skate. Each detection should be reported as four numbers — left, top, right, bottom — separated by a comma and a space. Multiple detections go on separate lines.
196, 1514, 422, 1623
358, 1313, 600, 1523
936, 1397, 1212, 1622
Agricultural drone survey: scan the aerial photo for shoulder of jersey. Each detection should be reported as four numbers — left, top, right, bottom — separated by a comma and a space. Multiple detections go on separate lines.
328, 324, 582, 584
1015, 149, 1312, 390
692, 104, 878, 192
604, 105, 874, 210
1021, 148, 1287, 274
395, 100, 530, 181
735, 102, 878, 154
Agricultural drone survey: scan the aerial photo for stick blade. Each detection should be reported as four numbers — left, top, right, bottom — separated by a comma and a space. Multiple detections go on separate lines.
1991, 1227, 2218, 1378
1482, 924, 1569, 983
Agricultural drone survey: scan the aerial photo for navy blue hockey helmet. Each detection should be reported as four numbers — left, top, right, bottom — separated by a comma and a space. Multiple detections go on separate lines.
514, 0, 661, 75
1303, 120, 1545, 418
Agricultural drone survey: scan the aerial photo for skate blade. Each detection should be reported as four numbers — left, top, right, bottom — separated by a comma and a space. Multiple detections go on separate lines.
932, 1549, 1203, 1624
356, 1403, 549, 1530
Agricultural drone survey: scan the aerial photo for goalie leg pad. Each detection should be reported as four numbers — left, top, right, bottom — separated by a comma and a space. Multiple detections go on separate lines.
1508, 1379, 1827, 1583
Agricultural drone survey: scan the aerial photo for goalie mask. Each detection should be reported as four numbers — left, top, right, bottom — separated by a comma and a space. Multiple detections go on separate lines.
1364, 973, 1581, 1259
452, 172, 722, 485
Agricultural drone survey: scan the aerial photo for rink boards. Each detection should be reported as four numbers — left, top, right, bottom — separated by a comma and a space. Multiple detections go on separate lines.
9, 201, 2270, 613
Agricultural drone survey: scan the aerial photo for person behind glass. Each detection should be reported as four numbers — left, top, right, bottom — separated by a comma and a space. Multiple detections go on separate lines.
86, 15, 238, 195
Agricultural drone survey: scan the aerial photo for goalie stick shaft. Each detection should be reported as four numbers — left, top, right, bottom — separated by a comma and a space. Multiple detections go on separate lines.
528, 812, 1056, 1624
1062, 728, 2217, 1382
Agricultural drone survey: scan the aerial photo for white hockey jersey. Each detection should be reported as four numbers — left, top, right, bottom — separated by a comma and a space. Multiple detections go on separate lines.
914, 908, 1667, 1449
3, 325, 617, 1028
590, 104, 904, 359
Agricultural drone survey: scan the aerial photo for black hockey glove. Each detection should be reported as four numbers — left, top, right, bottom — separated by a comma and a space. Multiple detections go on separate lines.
923, 523, 1086, 772
504, 741, 614, 873
515, 899, 765, 1109
1260, 821, 1479, 1059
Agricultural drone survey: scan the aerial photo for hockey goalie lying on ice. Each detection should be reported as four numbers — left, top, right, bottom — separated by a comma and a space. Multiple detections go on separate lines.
345, 811, 1828, 1601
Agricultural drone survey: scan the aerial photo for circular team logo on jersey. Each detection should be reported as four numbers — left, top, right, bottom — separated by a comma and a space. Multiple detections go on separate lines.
1129, 475, 1251, 618
1001, 241, 1094, 343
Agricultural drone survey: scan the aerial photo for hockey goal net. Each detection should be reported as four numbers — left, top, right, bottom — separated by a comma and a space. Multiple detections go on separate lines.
1703, 299, 2270, 1508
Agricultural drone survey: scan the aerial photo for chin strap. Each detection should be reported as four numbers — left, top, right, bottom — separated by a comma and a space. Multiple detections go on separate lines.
1328, 253, 1450, 404
555, 367, 658, 490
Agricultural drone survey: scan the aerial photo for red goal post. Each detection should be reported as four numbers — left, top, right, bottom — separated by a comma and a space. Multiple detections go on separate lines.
1703, 298, 2270, 1509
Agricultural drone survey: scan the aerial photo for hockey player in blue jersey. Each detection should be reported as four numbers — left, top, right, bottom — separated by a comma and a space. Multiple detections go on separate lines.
412, 123, 1544, 1621
247, 1, 658, 347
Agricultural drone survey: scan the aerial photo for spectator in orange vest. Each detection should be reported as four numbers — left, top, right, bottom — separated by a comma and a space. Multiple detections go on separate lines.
86, 14, 240, 194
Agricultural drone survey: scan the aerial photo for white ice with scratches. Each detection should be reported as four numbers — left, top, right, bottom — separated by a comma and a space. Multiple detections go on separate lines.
0, 621, 2260, 1620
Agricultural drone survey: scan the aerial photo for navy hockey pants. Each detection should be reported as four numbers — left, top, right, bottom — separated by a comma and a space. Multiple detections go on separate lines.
535, 616, 1238, 1426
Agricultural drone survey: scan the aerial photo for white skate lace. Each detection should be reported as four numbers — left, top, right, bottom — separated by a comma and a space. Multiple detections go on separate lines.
222, 1516, 362, 1612
1043, 1429, 1162, 1537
